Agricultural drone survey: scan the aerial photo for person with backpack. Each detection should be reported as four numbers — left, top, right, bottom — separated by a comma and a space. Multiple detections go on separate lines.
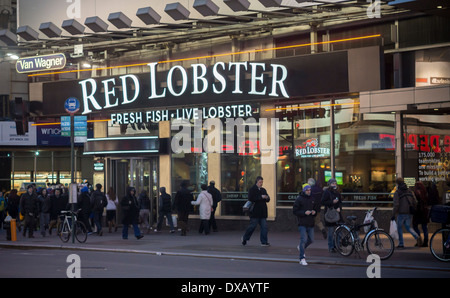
121, 186, 144, 240
90, 184, 107, 236
155, 187, 175, 233
392, 177, 422, 248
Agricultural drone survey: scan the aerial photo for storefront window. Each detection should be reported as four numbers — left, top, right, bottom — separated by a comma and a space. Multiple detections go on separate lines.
276, 98, 396, 207
220, 118, 261, 216
403, 113, 450, 204
277, 101, 331, 206
334, 98, 396, 205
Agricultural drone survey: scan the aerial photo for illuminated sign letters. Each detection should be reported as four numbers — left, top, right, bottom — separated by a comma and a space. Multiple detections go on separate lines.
79, 61, 289, 115
16, 53, 66, 73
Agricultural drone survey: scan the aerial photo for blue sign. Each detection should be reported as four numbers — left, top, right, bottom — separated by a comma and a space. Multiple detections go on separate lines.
64, 97, 80, 114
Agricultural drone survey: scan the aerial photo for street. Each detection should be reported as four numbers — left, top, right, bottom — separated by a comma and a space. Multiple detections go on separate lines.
1, 247, 449, 279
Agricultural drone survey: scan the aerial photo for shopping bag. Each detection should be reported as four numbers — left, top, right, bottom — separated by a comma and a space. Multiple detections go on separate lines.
389, 220, 399, 240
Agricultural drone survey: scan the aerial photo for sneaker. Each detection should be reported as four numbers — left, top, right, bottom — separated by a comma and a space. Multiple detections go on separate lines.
241, 237, 247, 246
136, 235, 144, 240
170, 230, 175, 233
397, 245, 405, 249
261, 243, 270, 247
299, 259, 308, 266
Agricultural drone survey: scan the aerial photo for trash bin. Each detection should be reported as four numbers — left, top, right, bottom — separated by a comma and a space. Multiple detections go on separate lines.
4, 215, 11, 241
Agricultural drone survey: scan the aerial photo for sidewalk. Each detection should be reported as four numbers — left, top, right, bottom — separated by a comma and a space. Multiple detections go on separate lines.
0, 227, 449, 272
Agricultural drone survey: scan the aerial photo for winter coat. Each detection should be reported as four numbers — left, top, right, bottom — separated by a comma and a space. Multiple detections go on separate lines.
138, 191, 151, 210
91, 190, 106, 213
293, 191, 320, 227
173, 186, 194, 213
159, 192, 172, 213
49, 193, 68, 220
121, 187, 140, 225
191, 190, 213, 220
38, 193, 51, 214
321, 187, 343, 226
20, 191, 39, 216
77, 192, 92, 216
393, 183, 417, 216
207, 185, 222, 209
247, 184, 270, 219
413, 186, 430, 224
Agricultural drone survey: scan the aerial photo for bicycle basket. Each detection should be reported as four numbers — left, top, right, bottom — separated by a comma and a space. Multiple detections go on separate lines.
430, 205, 450, 224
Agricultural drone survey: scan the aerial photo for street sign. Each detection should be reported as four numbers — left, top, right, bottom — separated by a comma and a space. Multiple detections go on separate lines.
60, 115, 87, 142
64, 97, 80, 114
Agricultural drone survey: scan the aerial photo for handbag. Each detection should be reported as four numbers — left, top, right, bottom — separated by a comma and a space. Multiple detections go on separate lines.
243, 200, 254, 213
324, 207, 340, 223
389, 220, 399, 240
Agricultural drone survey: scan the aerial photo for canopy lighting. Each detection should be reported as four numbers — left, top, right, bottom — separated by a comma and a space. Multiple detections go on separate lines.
258, 0, 282, 7
39, 22, 62, 38
164, 2, 191, 20
136, 7, 162, 25
85, 16, 109, 32
17, 26, 39, 41
108, 12, 133, 29
62, 19, 85, 35
193, 0, 220, 16
223, 0, 251, 11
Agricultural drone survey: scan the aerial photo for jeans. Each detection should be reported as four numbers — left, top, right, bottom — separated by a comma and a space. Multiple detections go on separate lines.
327, 226, 336, 250
243, 217, 268, 244
298, 226, 314, 260
122, 223, 141, 239
93, 211, 103, 233
156, 211, 174, 231
397, 214, 418, 246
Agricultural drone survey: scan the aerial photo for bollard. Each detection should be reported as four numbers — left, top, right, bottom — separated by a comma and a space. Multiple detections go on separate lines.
10, 219, 17, 241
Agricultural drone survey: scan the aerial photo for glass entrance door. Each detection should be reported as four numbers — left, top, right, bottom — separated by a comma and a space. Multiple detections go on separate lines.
111, 157, 159, 226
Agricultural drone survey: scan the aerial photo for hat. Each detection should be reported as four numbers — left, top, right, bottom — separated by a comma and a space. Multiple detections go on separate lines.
302, 184, 311, 192
81, 186, 89, 193
328, 178, 337, 185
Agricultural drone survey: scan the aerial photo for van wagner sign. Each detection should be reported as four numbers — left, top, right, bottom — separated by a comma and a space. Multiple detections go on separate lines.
16, 53, 66, 73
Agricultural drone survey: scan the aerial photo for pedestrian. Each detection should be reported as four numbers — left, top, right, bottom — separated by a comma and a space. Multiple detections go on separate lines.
6, 189, 20, 224
0, 191, 6, 230
392, 177, 422, 248
138, 190, 151, 233
207, 181, 222, 232
293, 184, 320, 265
241, 176, 270, 246
173, 181, 194, 236
77, 186, 93, 234
155, 187, 175, 233
321, 178, 343, 252
106, 187, 118, 233
308, 178, 326, 239
37, 187, 51, 237
48, 188, 68, 235
121, 186, 144, 240
413, 181, 430, 247
90, 183, 107, 236
191, 184, 213, 235
19, 185, 39, 238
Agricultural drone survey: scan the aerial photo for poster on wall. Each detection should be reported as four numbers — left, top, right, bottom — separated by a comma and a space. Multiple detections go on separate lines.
0, 121, 36, 146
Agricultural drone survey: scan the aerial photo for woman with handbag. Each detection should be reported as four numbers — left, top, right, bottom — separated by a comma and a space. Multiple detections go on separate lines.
321, 178, 342, 252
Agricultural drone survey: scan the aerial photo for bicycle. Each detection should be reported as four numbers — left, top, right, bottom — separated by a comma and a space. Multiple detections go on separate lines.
429, 205, 450, 262
57, 209, 88, 243
333, 207, 394, 260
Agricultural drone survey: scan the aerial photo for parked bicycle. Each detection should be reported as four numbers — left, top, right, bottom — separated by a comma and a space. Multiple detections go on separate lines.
333, 207, 394, 260
429, 205, 450, 262
57, 209, 88, 243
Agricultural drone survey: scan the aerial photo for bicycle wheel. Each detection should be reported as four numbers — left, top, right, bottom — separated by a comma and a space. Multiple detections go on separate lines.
58, 222, 71, 242
334, 226, 354, 257
75, 221, 88, 243
430, 228, 450, 262
366, 230, 394, 260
